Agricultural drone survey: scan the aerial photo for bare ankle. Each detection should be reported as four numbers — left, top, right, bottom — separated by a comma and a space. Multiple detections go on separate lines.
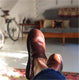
34, 58, 48, 76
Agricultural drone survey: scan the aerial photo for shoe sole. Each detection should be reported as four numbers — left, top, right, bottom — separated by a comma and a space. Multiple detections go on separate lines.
26, 32, 34, 80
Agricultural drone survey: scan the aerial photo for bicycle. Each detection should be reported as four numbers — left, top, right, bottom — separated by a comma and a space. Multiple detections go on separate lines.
0, 8, 21, 48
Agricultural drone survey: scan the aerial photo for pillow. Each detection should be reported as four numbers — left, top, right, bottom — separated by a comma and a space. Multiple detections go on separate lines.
62, 20, 70, 28
52, 20, 55, 28
43, 20, 52, 28
53, 20, 63, 29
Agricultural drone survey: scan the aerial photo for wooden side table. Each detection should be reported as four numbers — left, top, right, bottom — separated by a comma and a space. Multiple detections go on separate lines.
19, 23, 39, 39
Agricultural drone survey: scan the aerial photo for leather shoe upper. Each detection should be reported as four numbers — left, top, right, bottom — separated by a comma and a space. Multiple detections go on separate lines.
27, 29, 47, 59
47, 53, 63, 71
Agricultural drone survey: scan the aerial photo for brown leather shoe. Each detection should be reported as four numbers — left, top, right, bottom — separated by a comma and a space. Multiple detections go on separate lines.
47, 53, 63, 72
26, 29, 47, 80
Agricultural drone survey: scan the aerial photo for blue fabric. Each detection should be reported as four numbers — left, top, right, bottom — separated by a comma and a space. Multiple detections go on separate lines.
63, 28, 79, 33
32, 68, 66, 80
41, 28, 79, 33
41, 28, 64, 33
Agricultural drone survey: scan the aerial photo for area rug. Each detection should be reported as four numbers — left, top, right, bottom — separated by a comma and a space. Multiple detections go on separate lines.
0, 67, 79, 80
0, 67, 26, 80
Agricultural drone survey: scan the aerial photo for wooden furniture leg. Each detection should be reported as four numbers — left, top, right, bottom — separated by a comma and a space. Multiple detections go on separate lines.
22, 25, 23, 39
25, 34, 28, 40
63, 37, 65, 45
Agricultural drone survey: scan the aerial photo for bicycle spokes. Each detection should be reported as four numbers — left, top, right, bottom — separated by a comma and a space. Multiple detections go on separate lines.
7, 19, 20, 41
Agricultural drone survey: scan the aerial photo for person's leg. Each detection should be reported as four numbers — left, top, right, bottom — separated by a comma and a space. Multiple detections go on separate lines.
47, 53, 63, 72
26, 29, 47, 80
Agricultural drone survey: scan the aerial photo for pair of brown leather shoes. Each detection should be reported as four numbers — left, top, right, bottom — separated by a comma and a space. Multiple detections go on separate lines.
26, 29, 63, 80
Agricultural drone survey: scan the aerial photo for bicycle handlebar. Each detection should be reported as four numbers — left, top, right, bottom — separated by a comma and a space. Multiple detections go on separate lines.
0, 8, 9, 17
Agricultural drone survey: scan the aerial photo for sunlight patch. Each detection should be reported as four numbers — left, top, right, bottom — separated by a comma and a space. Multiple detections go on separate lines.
0, 52, 28, 58
0, 59, 7, 69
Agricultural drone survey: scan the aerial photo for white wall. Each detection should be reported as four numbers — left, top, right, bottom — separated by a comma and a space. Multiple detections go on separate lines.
0, 0, 78, 22
9, 0, 79, 21
0, 0, 18, 10
10, 0, 35, 23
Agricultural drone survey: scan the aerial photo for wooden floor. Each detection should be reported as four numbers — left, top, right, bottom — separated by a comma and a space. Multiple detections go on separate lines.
0, 38, 79, 73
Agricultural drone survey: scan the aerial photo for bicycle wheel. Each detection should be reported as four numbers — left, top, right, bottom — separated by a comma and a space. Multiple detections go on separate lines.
7, 19, 20, 41
0, 30, 5, 49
